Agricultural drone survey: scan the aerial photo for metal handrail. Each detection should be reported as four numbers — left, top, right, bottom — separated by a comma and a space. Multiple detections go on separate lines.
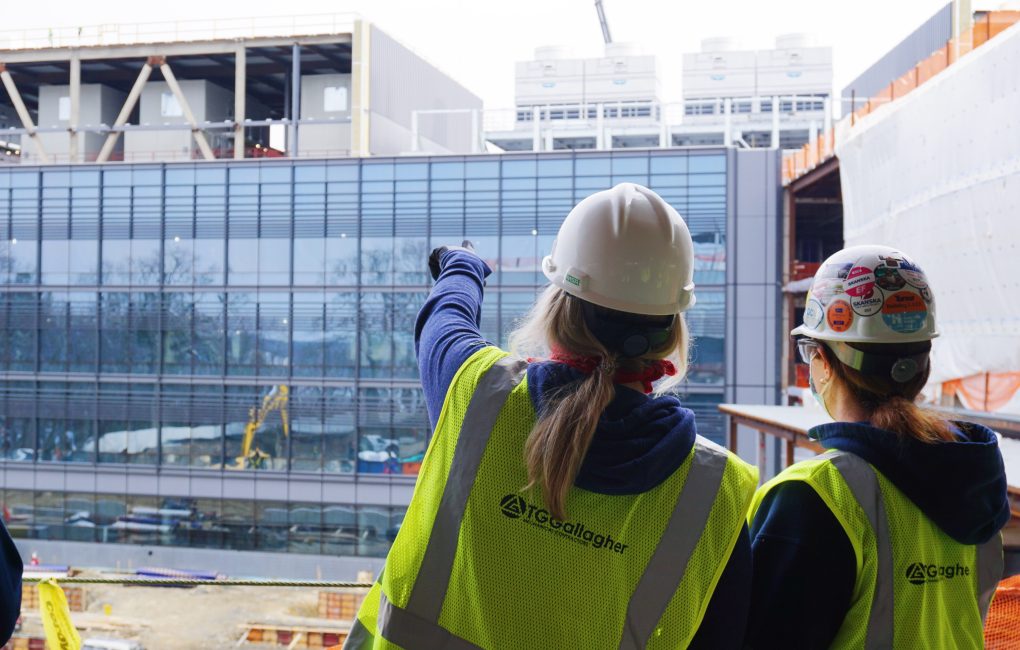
0, 13, 360, 50
21, 575, 372, 588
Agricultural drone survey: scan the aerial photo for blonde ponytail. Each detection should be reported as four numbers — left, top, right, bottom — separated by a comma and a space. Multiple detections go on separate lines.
510, 287, 690, 519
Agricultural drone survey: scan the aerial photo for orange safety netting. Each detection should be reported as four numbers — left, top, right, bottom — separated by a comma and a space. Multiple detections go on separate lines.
986, 574, 1020, 649
943, 373, 1020, 413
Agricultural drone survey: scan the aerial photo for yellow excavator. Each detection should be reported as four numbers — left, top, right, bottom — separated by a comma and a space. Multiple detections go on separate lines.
232, 385, 289, 470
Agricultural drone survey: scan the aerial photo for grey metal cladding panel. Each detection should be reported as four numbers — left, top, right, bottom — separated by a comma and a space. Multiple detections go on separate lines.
322, 481, 358, 505
222, 474, 256, 500
286, 477, 323, 503
389, 481, 415, 505
735, 386, 767, 405
126, 472, 159, 496
254, 476, 288, 501
735, 217, 768, 285
735, 151, 769, 217
189, 475, 223, 499
841, 2, 952, 101
369, 24, 482, 131
95, 471, 127, 495
355, 481, 397, 507
156, 474, 190, 497
735, 317, 768, 386
64, 471, 96, 493
3, 467, 38, 490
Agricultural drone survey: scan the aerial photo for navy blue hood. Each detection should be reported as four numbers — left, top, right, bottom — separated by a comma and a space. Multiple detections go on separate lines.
811, 420, 1010, 545
527, 360, 697, 496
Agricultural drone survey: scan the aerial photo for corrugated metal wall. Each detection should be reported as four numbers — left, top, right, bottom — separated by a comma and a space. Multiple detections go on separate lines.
369, 25, 483, 155
841, 2, 952, 111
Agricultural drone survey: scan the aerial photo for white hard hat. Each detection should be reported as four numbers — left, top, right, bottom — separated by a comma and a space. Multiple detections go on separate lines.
792, 245, 938, 344
542, 183, 696, 316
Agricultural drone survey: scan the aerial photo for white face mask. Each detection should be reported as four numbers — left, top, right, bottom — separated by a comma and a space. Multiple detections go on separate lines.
809, 367, 834, 422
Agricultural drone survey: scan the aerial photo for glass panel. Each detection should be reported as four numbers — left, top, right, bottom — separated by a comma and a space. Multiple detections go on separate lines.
324, 387, 356, 475
290, 386, 323, 472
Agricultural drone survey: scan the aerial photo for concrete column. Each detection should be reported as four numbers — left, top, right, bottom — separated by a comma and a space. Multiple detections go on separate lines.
234, 46, 246, 159
771, 95, 780, 149
410, 111, 419, 153
723, 97, 732, 146
470, 109, 480, 154
69, 55, 81, 163
595, 103, 604, 149
809, 120, 819, 149
289, 43, 301, 157
532, 106, 540, 151
823, 96, 832, 155
544, 126, 553, 151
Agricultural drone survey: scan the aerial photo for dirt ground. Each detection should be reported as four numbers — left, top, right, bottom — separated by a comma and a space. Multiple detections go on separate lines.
18, 577, 352, 649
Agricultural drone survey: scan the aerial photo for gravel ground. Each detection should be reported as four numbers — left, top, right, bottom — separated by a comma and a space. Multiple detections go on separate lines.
19, 579, 350, 649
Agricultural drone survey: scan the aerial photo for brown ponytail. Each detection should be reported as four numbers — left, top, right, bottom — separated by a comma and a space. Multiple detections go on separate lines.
822, 342, 955, 444
511, 287, 689, 520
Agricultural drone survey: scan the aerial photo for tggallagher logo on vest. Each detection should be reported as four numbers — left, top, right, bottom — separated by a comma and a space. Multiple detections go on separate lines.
498, 494, 629, 554
904, 562, 970, 585
500, 494, 527, 519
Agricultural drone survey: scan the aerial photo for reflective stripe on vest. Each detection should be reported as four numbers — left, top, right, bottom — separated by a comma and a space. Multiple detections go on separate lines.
375, 355, 735, 649
821, 450, 1004, 648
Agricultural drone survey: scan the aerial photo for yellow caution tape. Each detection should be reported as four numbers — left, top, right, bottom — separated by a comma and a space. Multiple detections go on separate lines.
38, 578, 81, 650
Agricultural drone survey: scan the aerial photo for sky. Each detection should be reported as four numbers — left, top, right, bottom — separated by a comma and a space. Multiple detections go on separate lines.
0, 0, 990, 111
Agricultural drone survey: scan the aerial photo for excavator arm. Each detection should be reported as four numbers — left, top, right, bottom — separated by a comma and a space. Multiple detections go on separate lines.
233, 385, 290, 469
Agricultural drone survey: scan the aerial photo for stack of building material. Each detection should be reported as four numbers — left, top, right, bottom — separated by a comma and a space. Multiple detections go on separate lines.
20, 584, 88, 611
242, 624, 347, 647
2, 637, 46, 650
316, 591, 364, 620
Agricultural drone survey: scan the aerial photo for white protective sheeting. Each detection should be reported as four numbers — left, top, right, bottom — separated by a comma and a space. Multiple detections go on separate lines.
836, 21, 1020, 384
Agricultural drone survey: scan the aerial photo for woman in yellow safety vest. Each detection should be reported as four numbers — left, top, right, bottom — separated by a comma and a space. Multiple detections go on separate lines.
344, 183, 758, 649
746, 245, 1009, 649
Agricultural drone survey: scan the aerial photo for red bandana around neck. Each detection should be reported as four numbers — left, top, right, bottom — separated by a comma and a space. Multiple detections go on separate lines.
545, 350, 677, 394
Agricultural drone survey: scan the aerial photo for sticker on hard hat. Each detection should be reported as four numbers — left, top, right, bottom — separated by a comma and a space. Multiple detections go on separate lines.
882, 291, 928, 334
919, 286, 933, 303
851, 290, 884, 317
812, 278, 844, 305
845, 266, 876, 297
827, 300, 854, 333
804, 298, 824, 330
874, 266, 907, 292
898, 260, 928, 289
819, 262, 853, 280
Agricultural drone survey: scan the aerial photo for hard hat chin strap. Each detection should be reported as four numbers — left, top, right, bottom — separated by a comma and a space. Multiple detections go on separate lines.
823, 339, 930, 384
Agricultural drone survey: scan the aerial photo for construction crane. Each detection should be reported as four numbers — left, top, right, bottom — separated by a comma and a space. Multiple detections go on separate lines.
595, 0, 613, 44
232, 385, 289, 470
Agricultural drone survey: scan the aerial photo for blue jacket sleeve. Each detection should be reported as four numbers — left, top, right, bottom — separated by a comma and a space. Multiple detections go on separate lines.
746, 481, 856, 650
0, 521, 22, 643
414, 249, 493, 429
688, 523, 752, 649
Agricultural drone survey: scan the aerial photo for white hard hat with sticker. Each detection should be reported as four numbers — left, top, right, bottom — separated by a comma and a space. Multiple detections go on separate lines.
792, 245, 938, 344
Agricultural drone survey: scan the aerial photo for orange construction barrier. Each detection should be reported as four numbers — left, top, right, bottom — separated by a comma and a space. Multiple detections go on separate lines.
986, 574, 1020, 649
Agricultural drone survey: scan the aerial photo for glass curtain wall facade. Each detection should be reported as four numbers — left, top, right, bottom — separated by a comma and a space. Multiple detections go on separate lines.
0, 150, 728, 555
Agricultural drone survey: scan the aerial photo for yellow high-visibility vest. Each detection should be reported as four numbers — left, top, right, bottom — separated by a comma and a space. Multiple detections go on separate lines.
750, 451, 1003, 649
346, 346, 757, 649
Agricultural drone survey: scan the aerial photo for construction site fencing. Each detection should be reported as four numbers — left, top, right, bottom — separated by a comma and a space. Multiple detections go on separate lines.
783, 10, 1020, 184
